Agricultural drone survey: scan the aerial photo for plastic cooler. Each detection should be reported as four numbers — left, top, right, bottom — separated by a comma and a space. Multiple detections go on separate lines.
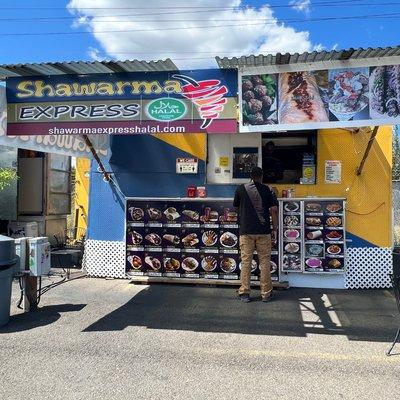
0, 235, 17, 327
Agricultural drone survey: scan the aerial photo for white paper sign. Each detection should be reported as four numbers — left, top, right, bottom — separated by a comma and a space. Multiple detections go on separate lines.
325, 160, 342, 184
176, 158, 198, 174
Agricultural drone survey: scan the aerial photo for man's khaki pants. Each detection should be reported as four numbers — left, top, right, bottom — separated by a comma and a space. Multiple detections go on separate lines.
238, 234, 272, 298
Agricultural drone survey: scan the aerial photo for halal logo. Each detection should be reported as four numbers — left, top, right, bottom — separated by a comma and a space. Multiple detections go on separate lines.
172, 74, 228, 129
147, 98, 187, 122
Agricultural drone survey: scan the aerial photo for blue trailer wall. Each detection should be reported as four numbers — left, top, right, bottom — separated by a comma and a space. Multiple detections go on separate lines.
88, 134, 235, 241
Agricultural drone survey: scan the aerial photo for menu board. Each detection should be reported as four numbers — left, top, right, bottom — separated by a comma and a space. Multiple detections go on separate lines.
279, 198, 346, 274
304, 200, 345, 273
126, 199, 242, 280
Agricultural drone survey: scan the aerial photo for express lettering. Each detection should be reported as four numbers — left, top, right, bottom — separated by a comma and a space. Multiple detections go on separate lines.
18, 103, 140, 120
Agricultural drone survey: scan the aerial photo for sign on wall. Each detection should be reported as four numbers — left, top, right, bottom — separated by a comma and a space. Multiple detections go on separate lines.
325, 160, 342, 184
0, 86, 108, 157
6, 69, 238, 136
240, 64, 400, 132
176, 158, 198, 174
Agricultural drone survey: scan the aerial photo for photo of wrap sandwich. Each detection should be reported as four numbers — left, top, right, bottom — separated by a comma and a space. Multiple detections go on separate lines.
370, 65, 400, 119
278, 71, 329, 124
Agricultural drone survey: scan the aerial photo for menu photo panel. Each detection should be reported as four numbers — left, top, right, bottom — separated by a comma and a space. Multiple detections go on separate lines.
304, 199, 345, 273
281, 199, 303, 273
240, 63, 400, 133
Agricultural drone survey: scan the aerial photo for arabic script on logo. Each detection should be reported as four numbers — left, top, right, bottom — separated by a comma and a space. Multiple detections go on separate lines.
172, 74, 228, 129
147, 98, 187, 122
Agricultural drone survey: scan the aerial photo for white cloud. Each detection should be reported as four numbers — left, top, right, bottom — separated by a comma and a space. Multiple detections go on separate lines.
87, 47, 102, 60
290, 0, 311, 14
67, 0, 317, 68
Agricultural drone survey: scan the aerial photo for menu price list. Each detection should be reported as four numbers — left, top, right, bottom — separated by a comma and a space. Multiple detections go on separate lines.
126, 199, 241, 280
303, 200, 345, 273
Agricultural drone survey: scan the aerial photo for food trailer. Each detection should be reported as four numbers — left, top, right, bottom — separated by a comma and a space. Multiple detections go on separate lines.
3, 47, 398, 289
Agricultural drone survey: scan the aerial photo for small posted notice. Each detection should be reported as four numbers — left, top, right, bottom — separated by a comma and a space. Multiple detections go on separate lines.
176, 158, 198, 174
325, 160, 342, 184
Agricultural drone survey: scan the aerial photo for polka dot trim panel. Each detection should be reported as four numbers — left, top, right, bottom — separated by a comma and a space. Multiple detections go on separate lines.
84, 239, 126, 279
345, 247, 392, 289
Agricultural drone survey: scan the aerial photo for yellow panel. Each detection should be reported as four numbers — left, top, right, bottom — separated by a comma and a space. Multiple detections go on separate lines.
272, 126, 392, 247
152, 133, 207, 161
74, 157, 90, 231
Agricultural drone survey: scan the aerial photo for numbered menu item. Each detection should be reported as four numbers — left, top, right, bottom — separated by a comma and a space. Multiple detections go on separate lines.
126, 227, 144, 247
126, 252, 145, 276
200, 206, 219, 224
144, 253, 163, 276
181, 202, 202, 227
201, 255, 219, 275
304, 199, 345, 273
219, 254, 239, 279
127, 200, 147, 226
219, 207, 238, 225
162, 203, 181, 225
220, 231, 238, 248
201, 229, 219, 247
163, 253, 181, 277
181, 254, 201, 277
282, 255, 302, 272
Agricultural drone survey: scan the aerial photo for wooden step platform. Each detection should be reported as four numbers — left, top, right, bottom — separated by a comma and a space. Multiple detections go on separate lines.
129, 276, 289, 289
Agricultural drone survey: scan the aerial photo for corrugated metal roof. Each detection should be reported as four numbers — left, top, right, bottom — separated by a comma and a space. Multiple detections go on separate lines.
0, 58, 178, 79
216, 45, 400, 68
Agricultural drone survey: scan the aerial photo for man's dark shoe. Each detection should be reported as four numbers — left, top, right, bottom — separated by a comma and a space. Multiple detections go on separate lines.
238, 294, 251, 303
261, 293, 274, 302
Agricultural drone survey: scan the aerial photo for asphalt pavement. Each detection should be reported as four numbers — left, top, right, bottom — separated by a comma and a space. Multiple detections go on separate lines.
0, 275, 399, 400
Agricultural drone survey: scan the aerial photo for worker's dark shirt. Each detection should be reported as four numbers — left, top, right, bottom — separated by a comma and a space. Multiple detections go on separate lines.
233, 182, 278, 235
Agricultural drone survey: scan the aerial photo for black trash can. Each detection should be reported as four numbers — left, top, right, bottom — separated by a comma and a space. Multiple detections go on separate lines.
0, 235, 17, 327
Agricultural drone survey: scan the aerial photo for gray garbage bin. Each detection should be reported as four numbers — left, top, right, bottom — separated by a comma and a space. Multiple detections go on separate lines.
0, 235, 17, 327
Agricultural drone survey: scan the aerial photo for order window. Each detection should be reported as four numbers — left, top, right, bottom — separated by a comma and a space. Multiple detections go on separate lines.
261, 130, 317, 184
206, 131, 317, 185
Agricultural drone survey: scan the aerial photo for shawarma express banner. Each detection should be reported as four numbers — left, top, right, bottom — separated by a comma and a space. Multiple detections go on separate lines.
240, 64, 400, 132
6, 69, 237, 136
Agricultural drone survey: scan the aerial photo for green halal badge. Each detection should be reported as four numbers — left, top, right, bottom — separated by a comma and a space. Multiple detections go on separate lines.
146, 98, 187, 121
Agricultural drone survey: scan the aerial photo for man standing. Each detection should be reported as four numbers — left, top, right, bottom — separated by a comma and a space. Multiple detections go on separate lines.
233, 167, 278, 302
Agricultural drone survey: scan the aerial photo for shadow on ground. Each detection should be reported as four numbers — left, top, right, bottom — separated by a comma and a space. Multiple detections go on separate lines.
0, 304, 86, 334
82, 285, 399, 343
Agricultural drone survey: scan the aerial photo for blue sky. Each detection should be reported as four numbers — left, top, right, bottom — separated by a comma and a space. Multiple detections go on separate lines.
0, 0, 399, 68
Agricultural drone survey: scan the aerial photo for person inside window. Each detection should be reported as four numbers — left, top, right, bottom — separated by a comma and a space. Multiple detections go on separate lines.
262, 141, 283, 183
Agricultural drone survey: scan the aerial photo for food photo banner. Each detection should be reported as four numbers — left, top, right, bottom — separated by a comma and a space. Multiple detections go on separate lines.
239, 64, 400, 132
6, 69, 237, 136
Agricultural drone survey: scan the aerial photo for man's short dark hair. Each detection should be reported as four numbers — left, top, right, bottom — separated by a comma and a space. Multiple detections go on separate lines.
265, 141, 275, 148
250, 166, 263, 180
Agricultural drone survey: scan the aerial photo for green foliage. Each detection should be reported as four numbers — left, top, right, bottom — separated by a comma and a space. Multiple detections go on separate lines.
0, 167, 18, 191
260, 74, 276, 99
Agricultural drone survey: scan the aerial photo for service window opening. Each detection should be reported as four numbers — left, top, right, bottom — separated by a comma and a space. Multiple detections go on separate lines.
205, 130, 317, 185
262, 130, 317, 185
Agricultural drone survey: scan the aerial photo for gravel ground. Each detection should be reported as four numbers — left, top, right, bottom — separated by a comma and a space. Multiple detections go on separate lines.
0, 275, 399, 400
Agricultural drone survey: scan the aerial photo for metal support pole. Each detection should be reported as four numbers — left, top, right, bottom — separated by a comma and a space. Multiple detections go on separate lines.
23, 275, 37, 312
81, 135, 110, 182
356, 126, 379, 176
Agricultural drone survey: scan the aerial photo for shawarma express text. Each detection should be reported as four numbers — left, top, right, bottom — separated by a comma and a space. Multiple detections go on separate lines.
17, 103, 140, 120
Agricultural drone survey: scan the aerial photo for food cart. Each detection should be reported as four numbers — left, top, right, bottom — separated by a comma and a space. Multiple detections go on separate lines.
3, 48, 398, 289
